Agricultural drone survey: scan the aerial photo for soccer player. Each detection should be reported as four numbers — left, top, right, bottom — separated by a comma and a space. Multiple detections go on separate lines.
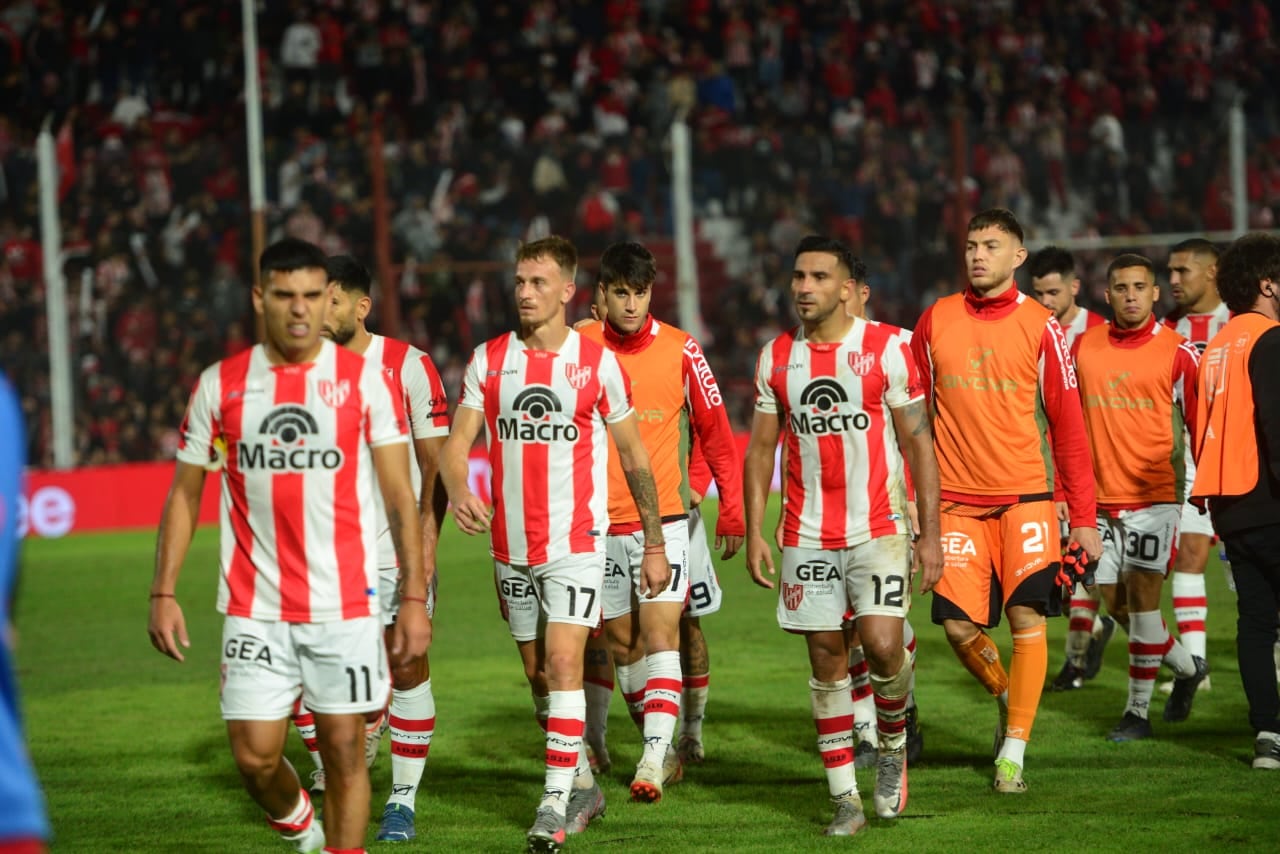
1075, 254, 1208, 741
745, 235, 943, 836
148, 238, 431, 854
820, 268, 928, 767
293, 255, 448, 842
439, 236, 670, 852
1190, 232, 1280, 769
1029, 246, 1108, 348
1161, 238, 1229, 694
578, 241, 745, 801
1028, 246, 1116, 692
0, 372, 50, 854
910, 209, 1100, 794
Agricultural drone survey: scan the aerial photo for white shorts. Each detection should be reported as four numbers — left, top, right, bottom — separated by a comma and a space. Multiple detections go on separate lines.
378, 568, 438, 625
1179, 455, 1214, 538
219, 615, 389, 720
1095, 504, 1181, 584
685, 506, 723, 617
602, 518, 690, 620
777, 535, 912, 632
496, 552, 606, 642
1179, 500, 1215, 538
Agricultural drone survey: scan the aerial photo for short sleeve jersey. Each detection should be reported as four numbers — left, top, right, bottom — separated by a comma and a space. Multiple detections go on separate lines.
176, 341, 409, 623
755, 317, 922, 549
1163, 302, 1230, 353
365, 334, 449, 568
459, 330, 633, 565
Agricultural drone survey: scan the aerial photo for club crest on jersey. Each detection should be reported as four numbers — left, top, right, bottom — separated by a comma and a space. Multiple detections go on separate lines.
317, 379, 351, 408
564, 363, 593, 390
783, 582, 804, 611
848, 351, 875, 377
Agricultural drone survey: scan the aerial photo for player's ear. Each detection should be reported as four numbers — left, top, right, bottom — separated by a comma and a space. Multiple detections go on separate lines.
1071, 277, 1081, 297
563, 280, 577, 305
252, 285, 264, 315
1013, 244, 1028, 268
356, 294, 372, 322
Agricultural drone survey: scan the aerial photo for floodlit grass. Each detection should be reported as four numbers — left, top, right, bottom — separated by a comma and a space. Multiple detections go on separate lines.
14, 501, 1279, 852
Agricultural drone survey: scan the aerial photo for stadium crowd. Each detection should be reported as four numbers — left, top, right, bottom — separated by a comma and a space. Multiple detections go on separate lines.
2, 0, 1279, 465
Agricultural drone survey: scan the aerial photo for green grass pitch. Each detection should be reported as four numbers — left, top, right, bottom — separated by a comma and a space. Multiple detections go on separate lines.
13, 500, 1280, 852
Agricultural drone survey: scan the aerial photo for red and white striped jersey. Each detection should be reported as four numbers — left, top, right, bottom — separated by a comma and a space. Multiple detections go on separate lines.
459, 330, 633, 565
1062, 306, 1107, 351
754, 318, 923, 549
176, 341, 410, 623
1162, 301, 1230, 352
366, 334, 450, 569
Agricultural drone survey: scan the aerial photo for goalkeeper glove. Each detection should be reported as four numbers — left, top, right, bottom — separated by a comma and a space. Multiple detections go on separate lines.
1056, 540, 1095, 596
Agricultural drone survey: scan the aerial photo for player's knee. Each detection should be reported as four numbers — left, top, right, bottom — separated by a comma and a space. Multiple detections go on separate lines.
229, 740, 281, 782
389, 658, 427, 692
860, 633, 905, 676
543, 649, 584, 687
942, 619, 979, 646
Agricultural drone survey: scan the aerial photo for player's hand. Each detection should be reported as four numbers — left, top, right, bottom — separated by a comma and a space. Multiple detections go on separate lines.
451, 492, 492, 535
745, 534, 776, 589
773, 516, 785, 552
907, 501, 921, 538
715, 533, 744, 560
1056, 540, 1097, 596
148, 597, 190, 663
639, 550, 671, 599
1055, 501, 1069, 524
1068, 525, 1103, 564
390, 605, 431, 663
913, 530, 943, 594
690, 489, 704, 508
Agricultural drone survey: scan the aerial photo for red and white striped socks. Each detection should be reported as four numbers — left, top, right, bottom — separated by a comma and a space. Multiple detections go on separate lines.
1066, 594, 1100, 669
642, 650, 681, 761
1127, 610, 1195, 718
615, 659, 648, 732
847, 644, 876, 748
680, 672, 709, 744
542, 690, 586, 816
387, 680, 435, 809
810, 677, 858, 801
1171, 572, 1208, 661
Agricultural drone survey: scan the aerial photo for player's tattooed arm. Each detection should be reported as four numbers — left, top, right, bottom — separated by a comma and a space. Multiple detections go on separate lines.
624, 467, 665, 544
898, 399, 932, 437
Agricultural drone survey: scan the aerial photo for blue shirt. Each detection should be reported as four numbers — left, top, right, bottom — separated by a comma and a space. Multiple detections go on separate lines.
0, 373, 49, 842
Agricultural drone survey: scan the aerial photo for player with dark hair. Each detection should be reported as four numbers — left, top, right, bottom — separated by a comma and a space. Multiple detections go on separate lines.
1029, 246, 1114, 692
1191, 232, 1280, 769
578, 241, 744, 802
745, 234, 942, 835
149, 237, 430, 854
287, 255, 450, 842
911, 209, 1100, 793
1075, 253, 1207, 741
1160, 238, 1227, 696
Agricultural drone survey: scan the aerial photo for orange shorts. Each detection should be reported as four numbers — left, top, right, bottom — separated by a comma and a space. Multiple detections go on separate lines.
931, 500, 1062, 628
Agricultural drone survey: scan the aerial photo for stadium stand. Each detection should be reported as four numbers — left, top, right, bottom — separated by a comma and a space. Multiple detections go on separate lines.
1, 0, 1277, 463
